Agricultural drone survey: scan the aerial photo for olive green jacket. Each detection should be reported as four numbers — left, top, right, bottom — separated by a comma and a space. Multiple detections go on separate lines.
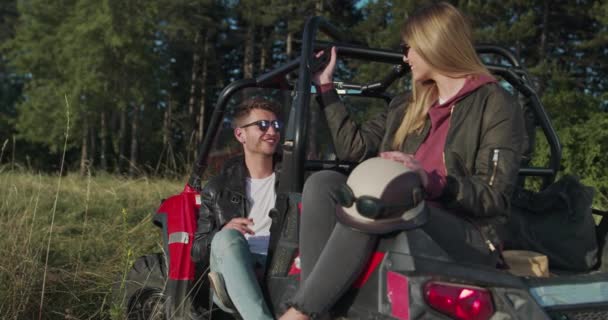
319, 83, 527, 223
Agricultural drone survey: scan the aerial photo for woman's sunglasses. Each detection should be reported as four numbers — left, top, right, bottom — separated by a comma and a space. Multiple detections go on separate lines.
332, 184, 411, 219
240, 119, 282, 132
400, 42, 410, 56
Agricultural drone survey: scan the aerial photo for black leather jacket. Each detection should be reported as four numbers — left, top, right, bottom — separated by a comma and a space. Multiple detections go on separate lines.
191, 155, 279, 263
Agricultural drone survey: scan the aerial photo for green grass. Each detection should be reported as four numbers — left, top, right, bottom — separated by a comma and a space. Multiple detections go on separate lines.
0, 170, 184, 319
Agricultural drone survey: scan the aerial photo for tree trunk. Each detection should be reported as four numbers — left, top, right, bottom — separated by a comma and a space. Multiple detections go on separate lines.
286, 32, 293, 58
157, 96, 175, 174
538, 0, 549, 96
80, 116, 89, 176
243, 24, 255, 79
129, 105, 139, 176
188, 31, 202, 120
163, 100, 172, 147
260, 30, 268, 72
100, 111, 107, 171
89, 114, 96, 169
197, 30, 210, 146
315, 0, 323, 15
117, 108, 127, 173
283, 31, 294, 108
187, 31, 203, 164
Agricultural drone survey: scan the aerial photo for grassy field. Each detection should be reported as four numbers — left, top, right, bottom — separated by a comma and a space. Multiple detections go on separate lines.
2, 168, 605, 320
0, 170, 184, 319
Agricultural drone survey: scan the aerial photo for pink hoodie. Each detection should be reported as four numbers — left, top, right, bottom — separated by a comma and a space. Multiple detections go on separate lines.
414, 74, 496, 204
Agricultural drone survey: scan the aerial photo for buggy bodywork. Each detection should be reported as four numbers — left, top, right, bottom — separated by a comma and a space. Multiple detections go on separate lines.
117, 17, 608, 320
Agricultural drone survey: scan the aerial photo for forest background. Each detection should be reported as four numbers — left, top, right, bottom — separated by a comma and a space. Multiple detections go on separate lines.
0, 0, 607, 319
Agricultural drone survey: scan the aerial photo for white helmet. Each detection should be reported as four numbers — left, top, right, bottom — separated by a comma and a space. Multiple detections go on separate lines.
334, 157, 429, 234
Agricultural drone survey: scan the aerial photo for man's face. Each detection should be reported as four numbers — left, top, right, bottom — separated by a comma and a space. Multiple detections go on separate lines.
234, 109, 280, 157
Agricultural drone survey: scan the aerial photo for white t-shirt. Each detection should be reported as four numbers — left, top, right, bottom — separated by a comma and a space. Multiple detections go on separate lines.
245, 173, 276, 255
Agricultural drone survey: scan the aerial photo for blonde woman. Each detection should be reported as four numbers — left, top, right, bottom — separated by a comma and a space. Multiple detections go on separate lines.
280, 2, 526, 320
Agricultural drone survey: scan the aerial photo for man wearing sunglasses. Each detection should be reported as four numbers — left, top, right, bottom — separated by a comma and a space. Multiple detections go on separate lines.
191, 97, 282, 319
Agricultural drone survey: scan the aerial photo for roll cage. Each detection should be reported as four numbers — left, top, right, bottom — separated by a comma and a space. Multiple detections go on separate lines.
189, 16, 562, 195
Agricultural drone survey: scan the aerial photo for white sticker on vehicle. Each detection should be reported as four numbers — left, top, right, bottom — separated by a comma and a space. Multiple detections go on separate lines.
168, 232, 189, 244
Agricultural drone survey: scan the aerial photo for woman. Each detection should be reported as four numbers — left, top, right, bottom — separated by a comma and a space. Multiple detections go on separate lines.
280, 2, 526, 319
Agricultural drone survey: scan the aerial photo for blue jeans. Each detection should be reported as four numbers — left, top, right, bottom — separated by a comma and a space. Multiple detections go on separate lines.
210, 229, 274, 320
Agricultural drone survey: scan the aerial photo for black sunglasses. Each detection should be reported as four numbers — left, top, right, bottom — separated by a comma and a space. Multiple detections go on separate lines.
240, 119, 282, 132
400, 42, 410, 56
332, 184, 412, 219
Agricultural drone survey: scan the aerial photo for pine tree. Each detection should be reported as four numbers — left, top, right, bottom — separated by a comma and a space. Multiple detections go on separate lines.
0, 0, 20, 153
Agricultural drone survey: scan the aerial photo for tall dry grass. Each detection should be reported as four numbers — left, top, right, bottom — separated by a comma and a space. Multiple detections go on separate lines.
0, 169, 183, 319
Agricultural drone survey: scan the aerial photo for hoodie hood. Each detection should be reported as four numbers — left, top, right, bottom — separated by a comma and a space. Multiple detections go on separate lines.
438, 73, 497, 108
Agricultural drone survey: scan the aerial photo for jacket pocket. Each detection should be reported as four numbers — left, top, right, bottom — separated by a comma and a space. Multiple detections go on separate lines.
217, 190, 246, 225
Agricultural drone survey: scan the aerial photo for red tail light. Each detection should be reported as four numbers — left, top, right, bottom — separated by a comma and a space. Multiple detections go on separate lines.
424, 281, 494, 320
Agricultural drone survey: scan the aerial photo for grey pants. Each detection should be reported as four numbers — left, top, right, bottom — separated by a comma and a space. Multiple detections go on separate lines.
288, 170, 496, 317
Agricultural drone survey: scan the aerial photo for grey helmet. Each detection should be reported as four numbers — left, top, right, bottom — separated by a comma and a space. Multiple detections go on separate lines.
334, 157, 429, 234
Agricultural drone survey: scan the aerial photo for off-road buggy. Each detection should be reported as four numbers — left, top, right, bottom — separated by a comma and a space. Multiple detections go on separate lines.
114, 17, 608, 320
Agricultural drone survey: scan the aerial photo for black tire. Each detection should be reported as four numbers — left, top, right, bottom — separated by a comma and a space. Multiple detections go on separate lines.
114, 253, 169, 320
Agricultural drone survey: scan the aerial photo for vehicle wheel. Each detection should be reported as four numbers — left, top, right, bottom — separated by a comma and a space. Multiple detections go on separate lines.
127, 286, 167, 320
114, 253, 169, 320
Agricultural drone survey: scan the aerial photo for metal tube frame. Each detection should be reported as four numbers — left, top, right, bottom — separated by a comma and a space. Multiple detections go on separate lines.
190, 16, 562, 192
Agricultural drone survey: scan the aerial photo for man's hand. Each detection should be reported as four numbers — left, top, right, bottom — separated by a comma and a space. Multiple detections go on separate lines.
380, 151, 429, 189
222, 217, 255, 235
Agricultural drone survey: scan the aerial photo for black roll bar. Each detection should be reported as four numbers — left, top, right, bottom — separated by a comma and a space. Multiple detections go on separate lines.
476, 45, 522, 68
361, 63, 409, 94
493, 67, 562, 186
308, 39, 404, 64
278, 16, 349, 193
256, 58, 300, 88
192, 16, 561, 191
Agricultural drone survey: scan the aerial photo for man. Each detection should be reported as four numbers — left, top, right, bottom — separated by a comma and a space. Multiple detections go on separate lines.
191, 97, 282, 320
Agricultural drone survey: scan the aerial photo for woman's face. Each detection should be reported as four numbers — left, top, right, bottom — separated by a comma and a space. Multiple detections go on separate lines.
403, 47, 433, 82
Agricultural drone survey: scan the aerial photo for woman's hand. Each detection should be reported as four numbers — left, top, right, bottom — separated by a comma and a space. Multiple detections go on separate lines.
312, 46, 337, 86
222, 217, 255, 235
380, 151, 429, 189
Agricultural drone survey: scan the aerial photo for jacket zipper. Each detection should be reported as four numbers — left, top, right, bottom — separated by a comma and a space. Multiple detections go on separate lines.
489, 149, 500, 186
445, 105, 496, 253
463, 216, 497, 252
442, 105, 456, 170
485, 239, 496, 252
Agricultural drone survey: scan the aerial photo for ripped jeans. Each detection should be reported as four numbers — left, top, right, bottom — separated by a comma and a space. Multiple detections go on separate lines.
210, 229, 274, 320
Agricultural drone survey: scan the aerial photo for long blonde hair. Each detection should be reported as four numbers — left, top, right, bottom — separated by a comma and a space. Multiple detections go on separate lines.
392, 2, 491, 149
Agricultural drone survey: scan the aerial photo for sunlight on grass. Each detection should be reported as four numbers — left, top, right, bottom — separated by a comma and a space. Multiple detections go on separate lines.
0, 170, 183, 319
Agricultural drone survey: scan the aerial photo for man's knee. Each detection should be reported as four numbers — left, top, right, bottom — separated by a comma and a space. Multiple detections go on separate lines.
211, 229, 247, 254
